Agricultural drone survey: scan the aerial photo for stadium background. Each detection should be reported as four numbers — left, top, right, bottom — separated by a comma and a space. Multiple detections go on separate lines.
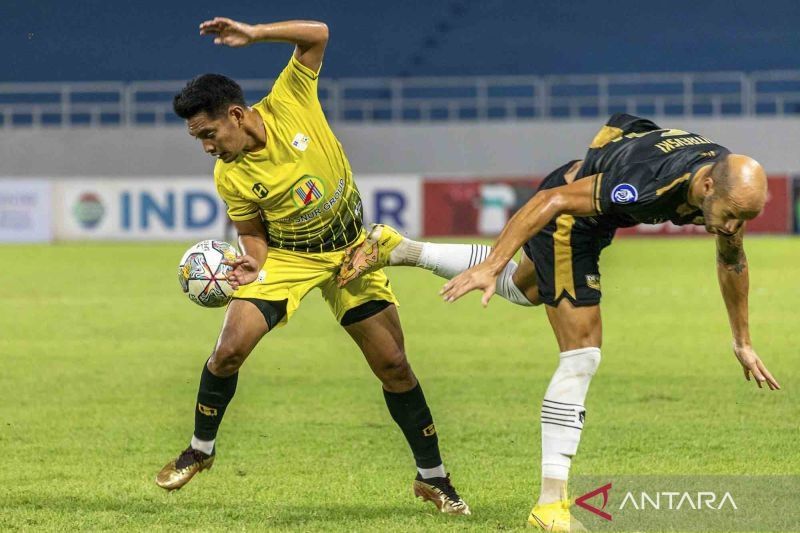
3, 0, 800, 241
2, 2, 799, 531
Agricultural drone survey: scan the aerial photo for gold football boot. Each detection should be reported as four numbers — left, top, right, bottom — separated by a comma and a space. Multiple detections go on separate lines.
155, 446, 215, 491
337, 223, 404, 287
412, 473, 471, 515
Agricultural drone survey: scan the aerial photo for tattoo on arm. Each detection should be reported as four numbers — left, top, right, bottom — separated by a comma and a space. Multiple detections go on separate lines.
716, 233, 747, 274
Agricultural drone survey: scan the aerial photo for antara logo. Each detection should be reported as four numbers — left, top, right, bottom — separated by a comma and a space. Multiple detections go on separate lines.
619, 491, 737, 511
575, 483, 613, 521
574, 483, 738, 522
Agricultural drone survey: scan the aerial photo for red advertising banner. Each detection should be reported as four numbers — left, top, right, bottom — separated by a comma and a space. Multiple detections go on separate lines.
793, 176, 800, 234
423, 178, 541, 236
423, 176, 791, 237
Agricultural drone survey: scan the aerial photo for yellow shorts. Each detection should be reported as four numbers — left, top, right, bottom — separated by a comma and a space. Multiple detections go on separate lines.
233, 236, 398, 327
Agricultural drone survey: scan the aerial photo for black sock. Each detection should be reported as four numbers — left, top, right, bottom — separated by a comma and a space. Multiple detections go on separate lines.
383, 383, 443, 469
193, 361, 239, 443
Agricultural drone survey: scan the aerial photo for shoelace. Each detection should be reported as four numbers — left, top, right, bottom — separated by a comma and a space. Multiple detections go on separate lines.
175, 447, 207, 470
430, 475, 463, 503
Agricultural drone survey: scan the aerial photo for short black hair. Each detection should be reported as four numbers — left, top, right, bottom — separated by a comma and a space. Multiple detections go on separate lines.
173, 74, 246, 119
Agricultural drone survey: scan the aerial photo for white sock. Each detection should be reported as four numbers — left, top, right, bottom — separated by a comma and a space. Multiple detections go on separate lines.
495, 260, 534, 306
417, 464, 447, 479
418, 242, 491, 278
190, 435, 215, 455
540, 347, 601, 491
401, 242, 532, 306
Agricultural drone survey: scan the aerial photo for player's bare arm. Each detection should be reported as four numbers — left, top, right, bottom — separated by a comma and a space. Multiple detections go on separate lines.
441, 176, 597, 305
223, 217, 268, 289
199, 17, 329, 72
716, 226, 780, 390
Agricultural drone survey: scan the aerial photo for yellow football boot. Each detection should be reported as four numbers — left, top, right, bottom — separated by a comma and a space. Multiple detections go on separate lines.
337, 223, 404, 287
155, 446, 215, 491
528, 499, 587, 531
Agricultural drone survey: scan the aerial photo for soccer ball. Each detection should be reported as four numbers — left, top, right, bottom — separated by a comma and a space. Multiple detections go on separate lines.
178, 240, 239, 307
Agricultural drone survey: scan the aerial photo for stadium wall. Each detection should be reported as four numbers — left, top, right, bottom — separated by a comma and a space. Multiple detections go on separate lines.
2, 117, 800, 176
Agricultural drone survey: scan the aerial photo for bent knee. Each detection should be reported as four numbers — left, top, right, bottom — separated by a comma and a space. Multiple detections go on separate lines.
558, 330, 603, 352
209, 343, 250, 376
524, 287, 543, 306
379, 354, 412, 378
514, 279, 542, 306
511, 270, 542, 306
375, 352, 415, 386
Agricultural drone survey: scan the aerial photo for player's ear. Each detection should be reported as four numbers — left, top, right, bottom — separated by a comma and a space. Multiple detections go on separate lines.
702, 175, 714, 196
228, 104, 246, 126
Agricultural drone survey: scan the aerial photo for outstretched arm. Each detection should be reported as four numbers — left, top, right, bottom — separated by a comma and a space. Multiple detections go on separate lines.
441, 175, 597, 305
199, 18, 329, 72
716, 227, 780, 390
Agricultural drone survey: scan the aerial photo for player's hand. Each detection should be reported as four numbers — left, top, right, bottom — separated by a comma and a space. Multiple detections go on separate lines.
199, 17, 256, 47
222, 255, 260, 289
733, 343, 780, 390
440, 263, 498, 307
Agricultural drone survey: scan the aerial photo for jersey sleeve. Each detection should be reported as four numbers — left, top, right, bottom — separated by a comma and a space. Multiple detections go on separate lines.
215, 172, 260, 222
592, 162, 665, 216
268, 53, 321, 107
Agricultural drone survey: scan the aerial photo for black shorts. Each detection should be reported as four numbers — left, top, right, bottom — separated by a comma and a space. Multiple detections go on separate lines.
522, 161, 616, 307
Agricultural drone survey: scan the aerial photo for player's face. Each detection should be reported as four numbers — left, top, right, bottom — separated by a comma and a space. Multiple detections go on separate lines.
701, 194, 746, 236
186, 109, 246, 164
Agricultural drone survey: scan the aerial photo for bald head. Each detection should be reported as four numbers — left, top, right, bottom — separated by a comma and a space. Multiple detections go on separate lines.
710, 154, 767, 219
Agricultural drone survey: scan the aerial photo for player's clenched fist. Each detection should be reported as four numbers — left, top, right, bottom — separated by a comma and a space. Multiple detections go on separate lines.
200, 17, 256, 47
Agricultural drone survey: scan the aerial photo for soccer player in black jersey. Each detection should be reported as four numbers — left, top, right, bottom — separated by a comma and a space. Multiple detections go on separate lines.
339, 113, 780, 531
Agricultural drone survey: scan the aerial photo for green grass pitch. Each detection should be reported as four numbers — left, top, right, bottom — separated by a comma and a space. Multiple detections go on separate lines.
1, 237, 798, 531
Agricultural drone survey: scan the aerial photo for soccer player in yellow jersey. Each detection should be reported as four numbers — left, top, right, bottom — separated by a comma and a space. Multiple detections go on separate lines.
154, 17, 470, 515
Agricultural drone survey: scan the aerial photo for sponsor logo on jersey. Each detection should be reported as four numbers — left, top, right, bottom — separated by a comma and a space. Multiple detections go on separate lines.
292, 176, 325, 208
251, 182, 269, 199
611, 183, 638, 204
291, 133, 310, 151
278, 178, 345, 224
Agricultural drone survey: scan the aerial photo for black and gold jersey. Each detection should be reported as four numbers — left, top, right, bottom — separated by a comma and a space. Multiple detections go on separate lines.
578, 113, 730, 228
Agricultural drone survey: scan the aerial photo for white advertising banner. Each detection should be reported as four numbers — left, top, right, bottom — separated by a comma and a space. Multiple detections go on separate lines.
0, 179, 52, 243
54, 178, 227, 241
355, 175, 422, 237
50, 175, 422, 241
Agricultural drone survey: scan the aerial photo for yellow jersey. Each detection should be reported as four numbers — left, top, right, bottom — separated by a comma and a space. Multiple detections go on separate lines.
214, 54, 363, 253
